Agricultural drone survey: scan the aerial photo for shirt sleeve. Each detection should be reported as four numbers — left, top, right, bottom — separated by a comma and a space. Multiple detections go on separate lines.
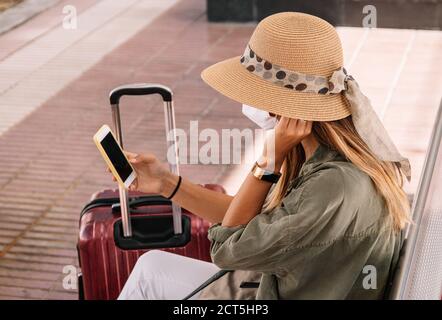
208, 168, 346, 275
208, 207, 292, 275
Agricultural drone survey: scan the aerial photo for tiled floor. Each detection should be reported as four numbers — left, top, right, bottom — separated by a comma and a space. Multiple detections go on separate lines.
0, 0, 441, 299
0, 0, 179, 135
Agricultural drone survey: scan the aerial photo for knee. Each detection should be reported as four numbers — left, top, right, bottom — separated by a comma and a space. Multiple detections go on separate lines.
133, 250, 164, 275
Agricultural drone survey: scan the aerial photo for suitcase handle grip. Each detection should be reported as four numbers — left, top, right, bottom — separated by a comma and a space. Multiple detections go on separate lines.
109, 83, 172, 105
111, 195, 171, 213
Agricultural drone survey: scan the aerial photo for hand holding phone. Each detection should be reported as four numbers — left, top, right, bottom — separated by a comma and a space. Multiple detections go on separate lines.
93, 125, 136, 189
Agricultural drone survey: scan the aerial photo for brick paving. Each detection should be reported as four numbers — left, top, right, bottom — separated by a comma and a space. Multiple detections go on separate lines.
0, 0, 441, 299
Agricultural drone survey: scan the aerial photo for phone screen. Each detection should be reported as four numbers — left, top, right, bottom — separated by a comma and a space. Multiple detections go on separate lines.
100, 132, 133, 182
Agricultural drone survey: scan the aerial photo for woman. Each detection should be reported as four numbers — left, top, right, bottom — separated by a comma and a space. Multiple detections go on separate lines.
117, 12, 411, 300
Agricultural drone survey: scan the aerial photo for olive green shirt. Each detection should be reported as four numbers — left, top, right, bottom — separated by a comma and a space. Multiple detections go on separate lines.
208, 144, 402, 299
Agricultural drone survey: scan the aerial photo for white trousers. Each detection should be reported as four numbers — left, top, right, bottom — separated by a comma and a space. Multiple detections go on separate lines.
118, 250, 221, 300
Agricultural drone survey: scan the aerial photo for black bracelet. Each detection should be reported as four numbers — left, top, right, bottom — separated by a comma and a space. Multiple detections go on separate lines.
166, 175, 182, 200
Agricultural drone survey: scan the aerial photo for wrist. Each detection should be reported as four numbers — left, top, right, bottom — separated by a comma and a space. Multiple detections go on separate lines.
258, 154, 285, 173
160, 172, 179, 197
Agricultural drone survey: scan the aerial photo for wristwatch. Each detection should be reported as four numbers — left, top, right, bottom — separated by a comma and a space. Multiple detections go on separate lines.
251, 162, 281, 183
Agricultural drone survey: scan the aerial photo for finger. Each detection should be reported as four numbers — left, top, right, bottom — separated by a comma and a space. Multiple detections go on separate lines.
301, 120, 308, 132
305, 121, 313, 133
124, 151, 138, 159
130, 153, 156, 164
297, 120, 310, 133
286, 118, 299, 131
129, 179, 137, 191
278, 117, 291, 129
296, 119, 308, 130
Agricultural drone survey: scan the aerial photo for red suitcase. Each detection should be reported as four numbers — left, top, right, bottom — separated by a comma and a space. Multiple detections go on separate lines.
77, 84, 224, 300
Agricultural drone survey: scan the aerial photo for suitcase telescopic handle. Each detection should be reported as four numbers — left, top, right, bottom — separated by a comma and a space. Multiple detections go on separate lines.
109, 84, 182, 238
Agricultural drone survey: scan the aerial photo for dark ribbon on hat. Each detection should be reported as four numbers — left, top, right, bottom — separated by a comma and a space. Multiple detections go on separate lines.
240, 45, 352, 95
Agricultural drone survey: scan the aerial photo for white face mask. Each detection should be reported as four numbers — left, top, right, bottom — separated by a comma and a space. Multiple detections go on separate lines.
242, 104, 277, 130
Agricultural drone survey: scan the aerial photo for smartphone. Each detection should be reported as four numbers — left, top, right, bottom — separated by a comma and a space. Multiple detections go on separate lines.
93, 124, 136, 189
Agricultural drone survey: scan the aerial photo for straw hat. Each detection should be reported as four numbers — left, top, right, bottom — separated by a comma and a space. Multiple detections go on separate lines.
201, 12, 352, 121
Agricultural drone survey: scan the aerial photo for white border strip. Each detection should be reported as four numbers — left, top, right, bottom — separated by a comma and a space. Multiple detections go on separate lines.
380, 30, 416, 119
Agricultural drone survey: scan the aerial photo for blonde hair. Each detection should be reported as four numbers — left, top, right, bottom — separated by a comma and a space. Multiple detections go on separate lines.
265, 116, 410, 232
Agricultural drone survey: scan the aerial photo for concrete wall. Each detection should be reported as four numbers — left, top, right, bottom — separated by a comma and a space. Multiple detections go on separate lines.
207, 0, 442, 30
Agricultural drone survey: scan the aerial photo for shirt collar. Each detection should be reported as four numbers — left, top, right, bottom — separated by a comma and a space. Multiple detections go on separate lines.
284, 144, 345, 197
298, 144, 344, 177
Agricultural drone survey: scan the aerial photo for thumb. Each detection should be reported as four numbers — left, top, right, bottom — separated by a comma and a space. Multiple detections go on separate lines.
124, 151, 138, 160
129, 153, 156, 164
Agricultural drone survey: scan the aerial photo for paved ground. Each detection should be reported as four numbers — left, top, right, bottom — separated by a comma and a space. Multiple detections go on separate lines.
0, 0, 59, 34
0, 0, 441, 299
0, 0, 23, 13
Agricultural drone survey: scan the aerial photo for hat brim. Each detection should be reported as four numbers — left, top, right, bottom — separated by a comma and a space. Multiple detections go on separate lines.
201, 56, 351, 121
